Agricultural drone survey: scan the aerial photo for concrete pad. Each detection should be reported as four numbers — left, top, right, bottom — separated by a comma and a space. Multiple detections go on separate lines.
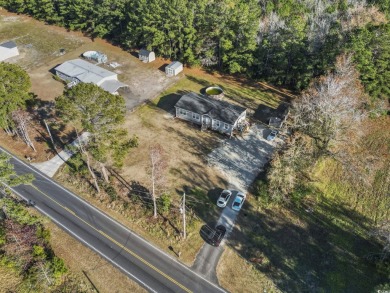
32, 132, 90, 177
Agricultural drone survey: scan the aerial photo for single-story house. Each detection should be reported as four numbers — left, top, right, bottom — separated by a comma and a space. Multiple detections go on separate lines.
174, 92, 247, 136
139, 49, 155, 63
165, 61, 183, 77
54, 59, 128, 94
0, 41, 19, 62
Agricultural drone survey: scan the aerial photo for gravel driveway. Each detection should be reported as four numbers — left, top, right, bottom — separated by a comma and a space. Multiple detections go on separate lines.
208, 124, 276, 192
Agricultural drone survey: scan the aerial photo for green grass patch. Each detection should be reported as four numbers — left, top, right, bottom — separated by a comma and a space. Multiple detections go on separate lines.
154, 73, 283, 114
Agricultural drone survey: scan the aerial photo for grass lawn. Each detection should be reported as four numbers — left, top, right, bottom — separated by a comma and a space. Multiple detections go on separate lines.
222, 117, 390, 292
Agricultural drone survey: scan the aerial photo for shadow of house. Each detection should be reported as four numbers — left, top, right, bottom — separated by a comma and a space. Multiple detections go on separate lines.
49, 64, 62, 75
253, 102, 290, 125
158, 63, 170, 73
156, 90, 191, 113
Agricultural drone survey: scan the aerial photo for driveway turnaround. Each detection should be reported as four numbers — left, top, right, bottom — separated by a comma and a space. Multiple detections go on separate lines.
208, 124, 275, 192
1, 147, 226, 293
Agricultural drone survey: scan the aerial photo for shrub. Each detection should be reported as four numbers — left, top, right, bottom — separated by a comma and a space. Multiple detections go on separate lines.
159, 193, 171, 214
104, 185, 118, 202
36, 225, 50, 242
51, 257, 68, 281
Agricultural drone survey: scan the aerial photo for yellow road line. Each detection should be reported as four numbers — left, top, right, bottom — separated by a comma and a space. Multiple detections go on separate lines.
31, 184, 192, 293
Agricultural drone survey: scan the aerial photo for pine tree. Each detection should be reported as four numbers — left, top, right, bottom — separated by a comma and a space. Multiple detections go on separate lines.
0, 63, 31, 132
0, 153, 34, 195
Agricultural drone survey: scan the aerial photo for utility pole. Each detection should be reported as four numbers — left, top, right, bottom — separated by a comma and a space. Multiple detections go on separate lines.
181, 192, 186, 240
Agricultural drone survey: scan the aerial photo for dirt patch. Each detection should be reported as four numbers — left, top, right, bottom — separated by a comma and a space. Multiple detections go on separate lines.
0, 121, 54, 163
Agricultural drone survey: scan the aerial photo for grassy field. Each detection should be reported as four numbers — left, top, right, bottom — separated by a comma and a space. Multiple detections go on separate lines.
217, 247, 281, 293
223, 117, 390, 292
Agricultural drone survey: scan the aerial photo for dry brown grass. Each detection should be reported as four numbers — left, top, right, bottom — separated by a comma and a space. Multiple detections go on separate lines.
217, 247, 280, 293
0, 266, 22, 293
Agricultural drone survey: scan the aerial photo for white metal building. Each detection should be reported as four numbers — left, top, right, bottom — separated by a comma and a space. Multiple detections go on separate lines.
165, 61, 183, 76
0, 41, 19, 62
54, 59, 128, 94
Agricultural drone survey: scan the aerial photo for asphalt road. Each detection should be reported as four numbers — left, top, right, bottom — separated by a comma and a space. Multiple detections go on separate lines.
0, 147, 226, 293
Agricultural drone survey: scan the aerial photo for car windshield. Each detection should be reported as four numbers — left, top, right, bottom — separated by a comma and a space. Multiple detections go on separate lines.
221, 192, 229, 199
233, 201, 240, 207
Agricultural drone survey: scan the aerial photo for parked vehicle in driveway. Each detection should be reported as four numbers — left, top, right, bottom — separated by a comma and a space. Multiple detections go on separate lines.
267, 130, 278, 141
217, 190, 232, 208
232, 192, 246, 211
207, 225, 226, 247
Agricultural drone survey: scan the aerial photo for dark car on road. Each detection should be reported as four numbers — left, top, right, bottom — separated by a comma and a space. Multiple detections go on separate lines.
200, 225, 227, 247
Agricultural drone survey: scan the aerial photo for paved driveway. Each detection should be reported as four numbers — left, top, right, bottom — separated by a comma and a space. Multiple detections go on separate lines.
194, 125, 279, 282
192, 190, 241, 282
208, 124, 276, 192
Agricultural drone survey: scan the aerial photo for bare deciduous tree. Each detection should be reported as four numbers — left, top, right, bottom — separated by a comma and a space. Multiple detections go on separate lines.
75, 130, 100, 194
292, 54, 366, 153
267, 134, 314, 201
4, 219, 36, 270
147, 144, 167, 218
11, 110, 36, 152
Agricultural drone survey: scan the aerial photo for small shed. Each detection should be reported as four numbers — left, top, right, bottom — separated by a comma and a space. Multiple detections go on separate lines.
139, 49, 155, 63
0, 41, 19, 62
165, 61, 183, 77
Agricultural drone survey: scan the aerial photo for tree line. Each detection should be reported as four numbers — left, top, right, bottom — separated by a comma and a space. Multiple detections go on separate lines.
0, 0, 389, 97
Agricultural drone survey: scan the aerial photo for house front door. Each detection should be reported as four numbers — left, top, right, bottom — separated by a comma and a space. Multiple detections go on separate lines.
203, 116, 211, 127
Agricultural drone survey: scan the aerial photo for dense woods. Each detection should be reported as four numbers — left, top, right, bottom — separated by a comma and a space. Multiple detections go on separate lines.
1, 0, 389, 96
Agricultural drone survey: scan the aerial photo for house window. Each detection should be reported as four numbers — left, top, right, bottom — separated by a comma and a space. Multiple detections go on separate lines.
224, 123, 229, 130
193, 113, 200, 120
215, 121, 220, 127
179, 109, 187, 115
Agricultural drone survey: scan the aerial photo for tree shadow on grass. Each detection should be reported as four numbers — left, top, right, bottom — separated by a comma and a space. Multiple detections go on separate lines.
226, 197, 387, 292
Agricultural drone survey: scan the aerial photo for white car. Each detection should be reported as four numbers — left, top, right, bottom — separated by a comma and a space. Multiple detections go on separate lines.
232, 192, 246, 211
217, 190, 232, 208
267, 130, 278, 141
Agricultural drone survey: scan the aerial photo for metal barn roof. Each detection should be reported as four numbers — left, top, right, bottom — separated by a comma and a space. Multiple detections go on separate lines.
55, 59, 116, 84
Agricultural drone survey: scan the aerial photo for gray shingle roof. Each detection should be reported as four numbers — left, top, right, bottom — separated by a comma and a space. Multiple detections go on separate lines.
166, 61, 182, 70
55, 59, 116, 84
139, 49, 152, 56
0, 41, 17, 49
175, 92, 246, 125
